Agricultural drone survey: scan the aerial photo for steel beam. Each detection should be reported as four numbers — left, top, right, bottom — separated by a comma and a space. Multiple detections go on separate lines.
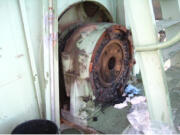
125, 0, 173, 126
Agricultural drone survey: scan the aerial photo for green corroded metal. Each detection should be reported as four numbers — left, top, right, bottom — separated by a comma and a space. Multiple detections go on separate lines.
0, 0, 117, 133
62, 24, 112, 79
1, 0, 179, 133
61, 24, 112, 123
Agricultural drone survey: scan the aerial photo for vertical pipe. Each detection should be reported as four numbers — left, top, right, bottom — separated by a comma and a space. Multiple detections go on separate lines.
48, 0, 55, 122
48, 0, 60, 127
125, 0, 173, 126
42, 0, 51, 121
52, 0, 60, 128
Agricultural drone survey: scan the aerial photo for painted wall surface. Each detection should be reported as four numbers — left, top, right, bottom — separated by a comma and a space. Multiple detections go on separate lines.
0, 0, 42, 133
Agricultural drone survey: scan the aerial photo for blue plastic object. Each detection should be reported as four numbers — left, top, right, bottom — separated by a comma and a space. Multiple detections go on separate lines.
125, 84, 141, 97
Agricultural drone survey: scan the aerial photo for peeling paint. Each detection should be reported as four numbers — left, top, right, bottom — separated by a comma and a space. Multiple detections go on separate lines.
60, 23, 134, 104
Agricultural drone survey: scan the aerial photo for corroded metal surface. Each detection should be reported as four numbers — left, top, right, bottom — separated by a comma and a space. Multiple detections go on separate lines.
58, 1, 112, 33
60, 23, 134, 103
90, 25, 134, 103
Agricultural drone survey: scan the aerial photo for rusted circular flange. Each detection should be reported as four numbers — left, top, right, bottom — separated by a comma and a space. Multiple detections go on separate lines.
90, 25, 134, 103
59, 23, 134, 104
98, 40, 124, 86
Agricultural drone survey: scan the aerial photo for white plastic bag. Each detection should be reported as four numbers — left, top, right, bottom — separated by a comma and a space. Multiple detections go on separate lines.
127, 102, 176, 134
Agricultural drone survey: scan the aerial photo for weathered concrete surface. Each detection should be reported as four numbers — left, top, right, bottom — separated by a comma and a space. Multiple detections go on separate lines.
166, 66, 180, 133
88, 105, 131, 133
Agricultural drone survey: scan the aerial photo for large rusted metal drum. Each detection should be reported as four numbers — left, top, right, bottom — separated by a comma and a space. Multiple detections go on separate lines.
60, 23, 134, 103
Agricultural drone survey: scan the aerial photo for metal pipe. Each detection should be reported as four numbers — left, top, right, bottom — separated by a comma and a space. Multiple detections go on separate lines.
42, 0, 52, 121
48, 0, 55, 122
136, 32, 180, 52
52, 0, 60, 128
48, 0, 60, 127
125, 0, 173, 127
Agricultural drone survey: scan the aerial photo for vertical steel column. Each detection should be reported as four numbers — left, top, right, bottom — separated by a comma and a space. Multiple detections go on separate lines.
125, 0, 173, 126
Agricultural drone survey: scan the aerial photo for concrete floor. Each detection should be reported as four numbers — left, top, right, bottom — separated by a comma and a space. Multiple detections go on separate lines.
87, 51, 180, 134
88, 105, 130, 133
61, 65, 180, 134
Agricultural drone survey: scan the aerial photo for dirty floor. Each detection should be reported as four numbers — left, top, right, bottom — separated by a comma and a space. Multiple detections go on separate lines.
61, 51, 180, 134
87, 52, 180, 134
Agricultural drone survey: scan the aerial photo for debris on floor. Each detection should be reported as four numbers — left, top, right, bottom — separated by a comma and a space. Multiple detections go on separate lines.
114, 84, 143, 109
111, 96, 127, 105
113, 96, 146, 109
114, 101, 128, 109
87, 52, 180, 134
113, 84, 177, 134
125, 84, 141, 97
178, 126, 180, 131
127, 102, 150, 133
130, 96, 146, 105
126, 100, 176, 134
